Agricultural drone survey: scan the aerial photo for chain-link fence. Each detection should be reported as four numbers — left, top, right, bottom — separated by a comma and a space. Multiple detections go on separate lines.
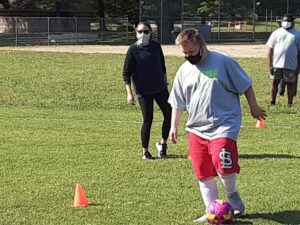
142, 16, 300, 43
0, 17, 130, 46
0, 15, 299, 45
139, 0, 300, 44
142, 16, 300, 44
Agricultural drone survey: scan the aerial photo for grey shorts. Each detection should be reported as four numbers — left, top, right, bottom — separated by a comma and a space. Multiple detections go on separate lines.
271, 68, 297, 83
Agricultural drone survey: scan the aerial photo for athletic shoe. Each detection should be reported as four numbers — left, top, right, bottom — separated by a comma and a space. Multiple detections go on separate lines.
193, 214, 207, 223
141, 151, 154, 160
155, 142, 168, 158
227, 191, 245, 217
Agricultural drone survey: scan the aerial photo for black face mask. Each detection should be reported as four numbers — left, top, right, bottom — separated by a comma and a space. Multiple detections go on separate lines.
185, 49, 202, 65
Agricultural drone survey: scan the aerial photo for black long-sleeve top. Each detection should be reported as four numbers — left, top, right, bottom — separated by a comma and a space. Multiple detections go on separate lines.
123, 41, 167, 95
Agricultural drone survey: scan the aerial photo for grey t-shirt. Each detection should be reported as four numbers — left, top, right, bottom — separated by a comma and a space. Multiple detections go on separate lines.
266, 27, 300, 70
168, 51, 252, 141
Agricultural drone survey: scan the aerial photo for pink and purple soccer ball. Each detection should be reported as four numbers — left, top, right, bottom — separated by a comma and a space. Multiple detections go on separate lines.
205, 199, 234, 224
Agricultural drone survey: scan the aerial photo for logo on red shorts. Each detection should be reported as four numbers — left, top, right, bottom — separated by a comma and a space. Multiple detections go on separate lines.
219, 148, 233, 169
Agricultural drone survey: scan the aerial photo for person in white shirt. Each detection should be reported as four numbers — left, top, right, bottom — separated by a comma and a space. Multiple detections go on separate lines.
168, 28, 266, 222
266, 14, 300, 107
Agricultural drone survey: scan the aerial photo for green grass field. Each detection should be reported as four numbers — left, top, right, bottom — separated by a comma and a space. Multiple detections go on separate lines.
0, 50, 299, 225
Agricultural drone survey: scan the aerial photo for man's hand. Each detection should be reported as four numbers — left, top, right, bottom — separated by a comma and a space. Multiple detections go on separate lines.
169, 127, 178, 144
250, 105, 267, 121
269, 66, 274, 75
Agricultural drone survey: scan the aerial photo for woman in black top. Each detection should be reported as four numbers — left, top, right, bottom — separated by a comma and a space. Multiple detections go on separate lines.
123, 21, 171, 160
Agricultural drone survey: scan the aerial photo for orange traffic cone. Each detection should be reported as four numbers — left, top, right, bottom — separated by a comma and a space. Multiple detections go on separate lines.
187, 148, 192, 160
73, 184, 89, 207
255, 119, 264, 128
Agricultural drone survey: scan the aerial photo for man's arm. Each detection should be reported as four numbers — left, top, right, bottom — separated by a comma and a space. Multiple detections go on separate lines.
296, 51, 300, 75
244, 86, 267, 120
169, 108, 183, 144
268, 48, 274, 74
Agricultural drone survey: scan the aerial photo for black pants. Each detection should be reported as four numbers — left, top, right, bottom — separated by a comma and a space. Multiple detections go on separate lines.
138, 89, 172, 148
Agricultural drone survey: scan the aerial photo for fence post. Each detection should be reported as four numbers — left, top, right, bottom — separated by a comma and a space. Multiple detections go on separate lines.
218, 4, 221, 41
47, 17, 50, 46
252, 0, 256, 41
126, 17, 129, 44
270, 9, 273, 32
265, 9, 268, 32
101, 18, 104, 41
75, 17, 78, 45
15, 17, 18, 46
160, 0, 163, 44
181, 0, 184, 32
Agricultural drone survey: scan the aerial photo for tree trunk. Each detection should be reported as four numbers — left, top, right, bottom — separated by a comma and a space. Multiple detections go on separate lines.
160, 0, 173, 44
97, 0, 104, 18
96, 0, 107, 31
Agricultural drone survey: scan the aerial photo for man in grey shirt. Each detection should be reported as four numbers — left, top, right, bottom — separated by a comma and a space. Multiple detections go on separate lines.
266, 14, 300, 107
168, 28, 267, 222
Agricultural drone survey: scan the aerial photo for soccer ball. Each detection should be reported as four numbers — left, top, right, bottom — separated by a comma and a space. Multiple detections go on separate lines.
205, 199, 234, 224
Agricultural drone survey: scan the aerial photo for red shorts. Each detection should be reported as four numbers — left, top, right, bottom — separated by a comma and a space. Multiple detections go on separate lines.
188, 132, 240, 180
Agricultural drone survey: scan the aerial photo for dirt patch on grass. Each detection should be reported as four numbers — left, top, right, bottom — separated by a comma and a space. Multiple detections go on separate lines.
0, 43, 267, 58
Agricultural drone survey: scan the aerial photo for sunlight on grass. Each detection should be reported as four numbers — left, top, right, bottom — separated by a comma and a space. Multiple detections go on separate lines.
0, 51, 299, 225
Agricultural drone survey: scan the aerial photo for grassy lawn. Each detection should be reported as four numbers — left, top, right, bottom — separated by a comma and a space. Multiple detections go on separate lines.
0, 50, 299, 225
211, 17, 300, 32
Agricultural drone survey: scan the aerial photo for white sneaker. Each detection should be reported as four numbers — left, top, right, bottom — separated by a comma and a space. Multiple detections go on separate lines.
193, 215, 207, 223
155, 141, 167, 158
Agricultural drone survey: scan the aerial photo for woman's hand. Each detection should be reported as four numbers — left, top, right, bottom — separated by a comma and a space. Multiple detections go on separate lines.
127, 93, 135, 105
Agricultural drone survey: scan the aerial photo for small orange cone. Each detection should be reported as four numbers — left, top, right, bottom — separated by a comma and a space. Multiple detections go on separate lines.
255, 119, 264, 128
73, 184, 89, 207
187, 148, 192, 160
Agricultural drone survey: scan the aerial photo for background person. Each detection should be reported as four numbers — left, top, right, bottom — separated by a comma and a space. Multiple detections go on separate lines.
168, 28, 267, 222
122, 21, 171, 160
266, 14, 300, 107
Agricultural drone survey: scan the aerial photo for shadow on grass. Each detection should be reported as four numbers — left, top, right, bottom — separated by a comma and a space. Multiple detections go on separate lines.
243, 210, 300, 224
165, 154, 187, 159
87, 202, 104, 207
155, 153, 300, 160
143, 154, 187, 160
232, 220, 253, 224
240, 153, 300, 159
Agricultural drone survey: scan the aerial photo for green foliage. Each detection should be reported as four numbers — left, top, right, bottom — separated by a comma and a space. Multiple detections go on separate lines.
0, 51, 299, 225
197, 0, 221, 17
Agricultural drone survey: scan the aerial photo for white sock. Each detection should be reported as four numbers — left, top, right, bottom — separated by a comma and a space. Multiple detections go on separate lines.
193, 214, 207, 222
218, 173, 237, 195
199, 178, 219, 207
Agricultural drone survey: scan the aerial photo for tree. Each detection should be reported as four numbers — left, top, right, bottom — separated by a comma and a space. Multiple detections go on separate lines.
197, 0, 221, 17
7, 0, 58, 9
0, 0, 10, 8
160, 0, 173, 43
195, 0, 251, 19
95, 0, 104, 18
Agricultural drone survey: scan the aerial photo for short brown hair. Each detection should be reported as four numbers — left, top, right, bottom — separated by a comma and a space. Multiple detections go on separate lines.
175, 28, 205, 45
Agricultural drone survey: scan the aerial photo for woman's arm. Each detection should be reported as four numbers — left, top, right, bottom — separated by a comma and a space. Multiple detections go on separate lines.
123, 48, 135, 105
